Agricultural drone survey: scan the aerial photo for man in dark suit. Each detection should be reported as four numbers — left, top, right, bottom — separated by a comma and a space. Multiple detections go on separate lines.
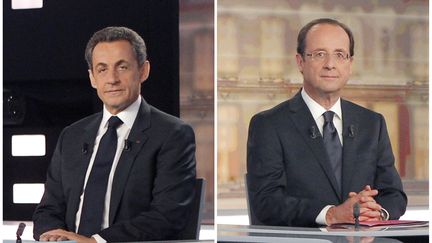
247, 18, 406, 227
33, 27, 196, 242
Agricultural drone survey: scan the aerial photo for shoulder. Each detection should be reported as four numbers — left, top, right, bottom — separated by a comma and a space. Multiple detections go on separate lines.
341, 99, 384, 120
251, 100, 291, 123
147, 105, 195, 137
150, 105, 191, 126
61, 112, 101, 134
248, 100, 293, 134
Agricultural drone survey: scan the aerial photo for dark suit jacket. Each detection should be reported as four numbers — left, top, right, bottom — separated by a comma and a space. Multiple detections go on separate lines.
247, 91, 407, 227
33, 98, 197, 241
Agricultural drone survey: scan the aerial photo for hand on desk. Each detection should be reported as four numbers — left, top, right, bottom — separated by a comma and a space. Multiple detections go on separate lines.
40, 229, 96, 243
349, 185, 383, 221
326, 185, 382, 225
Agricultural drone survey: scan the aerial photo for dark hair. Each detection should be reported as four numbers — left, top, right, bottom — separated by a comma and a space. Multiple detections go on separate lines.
85, 26, 147, 69
297, 18, 354, 57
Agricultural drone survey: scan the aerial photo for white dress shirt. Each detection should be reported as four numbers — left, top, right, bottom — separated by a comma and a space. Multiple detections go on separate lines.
301, 89, 343, 144
75, 97, 141, 242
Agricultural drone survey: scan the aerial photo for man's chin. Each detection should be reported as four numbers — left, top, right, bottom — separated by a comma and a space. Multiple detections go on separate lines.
104, 102, 128, 114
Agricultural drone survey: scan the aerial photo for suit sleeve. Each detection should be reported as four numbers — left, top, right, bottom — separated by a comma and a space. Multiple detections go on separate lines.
99, 123, 197, 241
374, 114, 407, 219
247, 114, 325, 227
33, 129, 68, 240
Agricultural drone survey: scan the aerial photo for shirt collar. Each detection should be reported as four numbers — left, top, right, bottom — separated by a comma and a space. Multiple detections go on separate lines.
101, 96, 142, 129
301, 88, 342, 121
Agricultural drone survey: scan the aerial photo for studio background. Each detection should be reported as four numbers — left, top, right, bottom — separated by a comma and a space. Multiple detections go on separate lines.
3, 0, 214, 225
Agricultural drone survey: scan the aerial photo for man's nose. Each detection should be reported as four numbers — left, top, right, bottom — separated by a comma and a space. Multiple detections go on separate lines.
107, 69, 120, 84
323, 55, 336, 70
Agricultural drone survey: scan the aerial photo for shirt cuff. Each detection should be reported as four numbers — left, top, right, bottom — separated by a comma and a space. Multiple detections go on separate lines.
315, 205, 334, 225
92, 234, 107, 243
380, 207, 389, 220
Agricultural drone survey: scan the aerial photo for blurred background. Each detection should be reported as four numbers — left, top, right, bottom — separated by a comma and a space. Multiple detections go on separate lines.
180, 0, 214, 224
217, 0, 428, 223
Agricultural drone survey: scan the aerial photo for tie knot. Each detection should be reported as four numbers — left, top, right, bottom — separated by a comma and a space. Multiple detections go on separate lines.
108, 116, 123, 129
323, 111, 335, 123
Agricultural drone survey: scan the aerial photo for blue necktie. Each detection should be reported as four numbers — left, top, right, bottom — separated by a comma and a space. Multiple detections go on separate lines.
322, 111, 342, 191
78, 116, 123, 237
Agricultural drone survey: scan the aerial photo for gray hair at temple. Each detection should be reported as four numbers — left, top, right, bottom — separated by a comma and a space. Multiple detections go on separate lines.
85, 26, 147, 70
297, 18, 354, 57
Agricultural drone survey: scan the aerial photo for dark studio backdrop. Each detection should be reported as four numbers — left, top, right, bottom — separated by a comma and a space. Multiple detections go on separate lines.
3, 0, 179, 220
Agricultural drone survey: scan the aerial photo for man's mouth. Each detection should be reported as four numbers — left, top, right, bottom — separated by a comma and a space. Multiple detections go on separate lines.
320, 75, 339, 79
105, 89, 124, 95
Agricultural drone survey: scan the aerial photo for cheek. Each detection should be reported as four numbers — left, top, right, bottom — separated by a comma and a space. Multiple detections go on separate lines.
340, 69, 351, 80
303, 68, 318, 80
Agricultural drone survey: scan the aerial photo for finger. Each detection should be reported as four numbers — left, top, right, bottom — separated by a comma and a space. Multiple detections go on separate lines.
363, 216, 381, 221
40, 235, 49, 241
49, 229, 71, 238
359, 215, 380, 221
360, 201, 382, 211
49, 229, 66, 235
358, 202, 376, 211
359, 216, 370, 221
357, 195, 376, 203
57, 236, 69, 241
349, 192, 357, 197
359, 207, 372, 213
359, 189, 378, 197
364, 185, 371, 191
359, 203, 381, 213
49, 235, 61, 241
360, 210, 381, 218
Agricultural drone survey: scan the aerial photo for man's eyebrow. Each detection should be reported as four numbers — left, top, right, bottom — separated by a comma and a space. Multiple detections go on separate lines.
334, 48, 349, 53
115, 60, 130, 66
94, 63, 108, 68
308, 48, 326, 52
308, 48, 348, 53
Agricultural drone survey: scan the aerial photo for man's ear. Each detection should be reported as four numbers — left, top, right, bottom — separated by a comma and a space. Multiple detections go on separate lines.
295, 53, 304, 74
89, 69, 97, 89
139, 61, 150, 83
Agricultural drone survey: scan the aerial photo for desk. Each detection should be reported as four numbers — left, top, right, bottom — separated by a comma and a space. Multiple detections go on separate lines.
2, 222, 215, 242
218, 224, 429, 243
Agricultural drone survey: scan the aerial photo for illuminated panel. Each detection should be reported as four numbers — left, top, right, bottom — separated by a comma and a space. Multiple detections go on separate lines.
11, 134, 46, 156
13, 183, 45, 204
11, 0, 43, 9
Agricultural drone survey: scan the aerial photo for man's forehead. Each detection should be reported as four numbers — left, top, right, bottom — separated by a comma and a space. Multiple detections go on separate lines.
94, 59, 129, 66
305, 24, 350, 50
92, 41, 135, 61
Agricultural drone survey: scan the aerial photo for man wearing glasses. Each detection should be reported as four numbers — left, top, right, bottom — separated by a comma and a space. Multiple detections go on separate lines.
247, 18, 406, 227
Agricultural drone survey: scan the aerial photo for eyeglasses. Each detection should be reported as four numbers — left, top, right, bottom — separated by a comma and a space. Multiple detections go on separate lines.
305, 51, 351, 63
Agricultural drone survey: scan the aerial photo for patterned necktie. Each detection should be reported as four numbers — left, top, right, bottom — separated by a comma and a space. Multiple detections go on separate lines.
78, 116, 123, 237
322, 111, 342, 191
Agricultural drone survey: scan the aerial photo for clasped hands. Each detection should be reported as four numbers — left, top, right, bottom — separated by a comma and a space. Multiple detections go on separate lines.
39, 229, 96, 243
326, 185, 383, 225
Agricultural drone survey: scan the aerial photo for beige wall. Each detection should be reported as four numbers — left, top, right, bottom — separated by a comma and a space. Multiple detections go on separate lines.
217, 0, 429, 206
180, 0, 214, 223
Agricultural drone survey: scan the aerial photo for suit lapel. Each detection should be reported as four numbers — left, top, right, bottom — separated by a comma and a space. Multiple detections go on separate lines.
340, 100, 359, 200
288, 92, 342, 200
67, 114, 101, 230
109, 98, 150, 225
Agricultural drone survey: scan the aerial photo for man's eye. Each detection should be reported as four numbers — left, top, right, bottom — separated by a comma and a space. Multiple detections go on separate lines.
97, 68, 107, 73
335, 53, 345, 59
119, 65, 128, 70
315, 52, 326, 57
